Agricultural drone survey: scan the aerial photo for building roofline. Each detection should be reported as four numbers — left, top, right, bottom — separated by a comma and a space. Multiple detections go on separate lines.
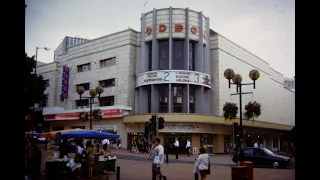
66, 28, 139, 50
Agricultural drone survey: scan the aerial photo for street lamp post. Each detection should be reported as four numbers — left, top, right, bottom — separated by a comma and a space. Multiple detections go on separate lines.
224, 69, 260, 162
35, 47, 50, 76
76, 85, 104, 130
33, 47, 50, 111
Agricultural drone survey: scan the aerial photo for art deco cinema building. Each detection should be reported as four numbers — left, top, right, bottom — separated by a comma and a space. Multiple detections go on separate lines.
37, 7, 295, 153
137, 7, 212, 114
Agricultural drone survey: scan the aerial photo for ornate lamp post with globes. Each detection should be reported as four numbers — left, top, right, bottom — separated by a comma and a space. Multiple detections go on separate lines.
224, 69, 260, 162
76, 85, 104, 130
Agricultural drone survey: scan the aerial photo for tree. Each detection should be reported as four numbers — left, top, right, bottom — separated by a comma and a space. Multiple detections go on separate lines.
24, 53, 48, 115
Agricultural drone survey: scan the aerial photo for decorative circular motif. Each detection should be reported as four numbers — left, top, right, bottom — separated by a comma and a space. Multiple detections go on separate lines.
191, 26, 197, 34
146, 27, 152, 35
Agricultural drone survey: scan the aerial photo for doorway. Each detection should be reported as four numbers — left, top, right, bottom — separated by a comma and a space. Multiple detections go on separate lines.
163, 133, 192, 154
200, 134, 214, 153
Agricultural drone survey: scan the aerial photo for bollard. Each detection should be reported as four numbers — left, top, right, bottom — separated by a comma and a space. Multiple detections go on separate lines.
166, 150, 169, 163
194, 173, 199, 180
116, 166, 120, 180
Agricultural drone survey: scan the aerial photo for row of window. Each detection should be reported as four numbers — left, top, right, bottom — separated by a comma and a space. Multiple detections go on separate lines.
76, 78, 115, 91
147, 84, 196, 113
77, 57, 116, 73
75, 96, 114, 107
148, 41, 196, 71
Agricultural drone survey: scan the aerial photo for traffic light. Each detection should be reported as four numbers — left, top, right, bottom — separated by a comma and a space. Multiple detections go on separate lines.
158, 117, 165, 129
149, 115, 157, 131
144, 121, 150, 137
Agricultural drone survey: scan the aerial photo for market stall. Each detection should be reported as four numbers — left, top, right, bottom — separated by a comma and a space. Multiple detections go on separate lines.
40, 128, 83, 139
45, 130, 119, 180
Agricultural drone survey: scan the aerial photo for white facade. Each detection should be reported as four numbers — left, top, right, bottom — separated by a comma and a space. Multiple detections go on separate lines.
37, 17, 294, 129
210, 34, 295, 127
48, 29, 139, 111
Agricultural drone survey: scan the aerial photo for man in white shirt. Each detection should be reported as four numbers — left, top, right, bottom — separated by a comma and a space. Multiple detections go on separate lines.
102, 138, 111, 154
173, 138, 179, 159
185, 139, 191, 156
152, 138, 164, 180
254, 141, 259, 148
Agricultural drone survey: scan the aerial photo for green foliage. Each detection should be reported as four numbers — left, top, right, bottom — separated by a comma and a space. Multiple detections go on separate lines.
93, 109, 103, 121
79, 112, 89, 122
24, 53, 48, 113
223, 102, 238, 120
244, 101, 261, 120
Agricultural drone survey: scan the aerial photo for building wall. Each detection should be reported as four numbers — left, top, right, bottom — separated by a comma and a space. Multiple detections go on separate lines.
54, 29, 139, 110
37, 63, 58, 107
210, 34, 295, 126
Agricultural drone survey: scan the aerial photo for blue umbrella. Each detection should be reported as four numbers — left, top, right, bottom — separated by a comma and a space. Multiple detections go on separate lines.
61, 130, 120, 139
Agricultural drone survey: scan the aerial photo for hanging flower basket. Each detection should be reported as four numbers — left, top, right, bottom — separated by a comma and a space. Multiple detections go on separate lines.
93, 109, 103, 121
223, 102, 238, 120
244, 101, 261, 120
79, 112, 89, 122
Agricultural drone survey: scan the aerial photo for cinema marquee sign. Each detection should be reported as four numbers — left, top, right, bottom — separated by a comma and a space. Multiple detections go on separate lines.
136, 70, 211, 88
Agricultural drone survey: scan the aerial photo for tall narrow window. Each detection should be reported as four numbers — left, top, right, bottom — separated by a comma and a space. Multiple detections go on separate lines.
189, 43, 195, 71
159, 41, 169, 70
148, 43, 152, 71
173, 40, 184, 69
173, 85, 183, 112
159, 85, 168, 113
189, 85, 195, 113
148, 86, 151, 113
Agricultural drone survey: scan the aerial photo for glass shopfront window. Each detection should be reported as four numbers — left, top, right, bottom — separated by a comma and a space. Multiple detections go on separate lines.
163, 133, 192, 154
200, 134, 214, 153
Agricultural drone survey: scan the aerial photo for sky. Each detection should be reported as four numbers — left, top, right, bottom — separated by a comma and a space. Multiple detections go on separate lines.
25, 0, 295, 78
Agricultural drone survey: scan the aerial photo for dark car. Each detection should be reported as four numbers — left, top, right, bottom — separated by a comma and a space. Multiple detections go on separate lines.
232, 147, 291, 168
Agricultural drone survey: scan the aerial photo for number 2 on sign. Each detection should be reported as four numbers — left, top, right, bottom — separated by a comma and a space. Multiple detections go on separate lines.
195, 73, 199, 83
164, 72, 169, 81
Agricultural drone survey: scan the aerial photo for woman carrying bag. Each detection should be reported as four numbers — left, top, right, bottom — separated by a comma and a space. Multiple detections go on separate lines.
197, 147, 210, 180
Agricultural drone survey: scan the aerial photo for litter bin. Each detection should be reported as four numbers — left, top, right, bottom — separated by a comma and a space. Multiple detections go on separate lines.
231, 166, 247, 180
240, 161, 253, 180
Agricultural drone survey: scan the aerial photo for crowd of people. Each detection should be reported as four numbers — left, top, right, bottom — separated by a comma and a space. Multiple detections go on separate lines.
58, 137, 114, 178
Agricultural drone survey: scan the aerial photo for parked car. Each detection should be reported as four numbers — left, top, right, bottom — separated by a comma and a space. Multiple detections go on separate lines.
232, 147, 291, 168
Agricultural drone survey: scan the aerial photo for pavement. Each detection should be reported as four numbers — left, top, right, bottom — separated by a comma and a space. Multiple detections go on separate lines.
103, 159, 295, 180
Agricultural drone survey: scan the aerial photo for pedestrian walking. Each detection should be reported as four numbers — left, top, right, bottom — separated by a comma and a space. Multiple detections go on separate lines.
145, 138, 164, 180
173, 138, 179, 159
197, 147, 210, 180
254, 141, 259, 148
186, 139, 191, 156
